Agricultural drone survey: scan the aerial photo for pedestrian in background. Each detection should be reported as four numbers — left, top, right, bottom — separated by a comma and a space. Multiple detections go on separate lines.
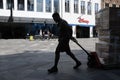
48, 12, 81, 73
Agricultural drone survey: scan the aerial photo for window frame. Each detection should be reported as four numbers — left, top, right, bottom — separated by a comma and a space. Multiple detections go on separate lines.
37, 0, 43, 12
95, 3, 99, 14
81, 1, 85, 14
45, 0, 52, 12
6, 0, 14, 9
17, 0, 24, 10
27, 0, 34, 11
87, 2, 92, 15
74, 0, 79, 13
65, 0, 70, 12
0, 0, 3, 9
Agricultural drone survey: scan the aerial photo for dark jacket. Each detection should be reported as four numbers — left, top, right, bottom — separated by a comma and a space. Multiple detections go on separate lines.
57, 19, 72, 39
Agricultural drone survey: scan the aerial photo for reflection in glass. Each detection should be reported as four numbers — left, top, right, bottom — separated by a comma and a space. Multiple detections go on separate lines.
37, 0, 43, 12
27, 0, 34, 11
54, 0, 59, 12
18, 0, 24, 10
74, 0, 78, 13
0, 0, 3, 9
65, 0, 70, 12
95, 3, 99, 13
46, 0, 51, 12
81, 1, 85, 14
87, 2, 92, 15
6, 0, 14, 9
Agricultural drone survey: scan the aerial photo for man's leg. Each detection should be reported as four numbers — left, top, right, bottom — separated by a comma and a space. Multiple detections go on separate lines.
48, 48, 60, 73
66, 50, 81, 69
54, 50, 60, 68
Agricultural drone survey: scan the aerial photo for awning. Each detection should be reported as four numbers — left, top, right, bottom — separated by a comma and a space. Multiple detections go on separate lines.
0, 16, 55, 24
69, 24, 95, 27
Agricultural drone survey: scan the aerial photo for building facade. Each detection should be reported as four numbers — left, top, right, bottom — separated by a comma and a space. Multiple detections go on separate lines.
101, 0, 120, 9
0, 0, 101, 39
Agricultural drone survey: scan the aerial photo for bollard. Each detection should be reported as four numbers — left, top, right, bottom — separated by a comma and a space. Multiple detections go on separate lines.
29, 36, 34, 41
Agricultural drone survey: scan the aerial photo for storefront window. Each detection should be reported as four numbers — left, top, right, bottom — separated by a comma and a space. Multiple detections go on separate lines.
37, 0, 43, 12
87, 2, 92, 15
46, 0, 51, 12
6, 0, 14, 9
74, 0, 78, 13
54, 0, 59, 12
0, 0, 3, 9
18, 0, 24, 10
27, 0, 34, 11
65, 0, 70, 12
81, 1, 85, 14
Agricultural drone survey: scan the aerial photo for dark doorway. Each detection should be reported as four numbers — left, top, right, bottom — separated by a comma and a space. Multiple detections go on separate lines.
0, 23, 26, 39
76, 25, 90, 38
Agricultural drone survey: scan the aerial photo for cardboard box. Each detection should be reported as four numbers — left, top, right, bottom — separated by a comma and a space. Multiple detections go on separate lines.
96, 7, 120, 67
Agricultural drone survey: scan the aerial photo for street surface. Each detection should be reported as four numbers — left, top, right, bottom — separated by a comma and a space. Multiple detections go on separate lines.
0, 38, 120, 80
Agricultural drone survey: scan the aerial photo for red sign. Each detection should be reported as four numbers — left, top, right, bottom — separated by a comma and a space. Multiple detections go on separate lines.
77, 17, 89, 24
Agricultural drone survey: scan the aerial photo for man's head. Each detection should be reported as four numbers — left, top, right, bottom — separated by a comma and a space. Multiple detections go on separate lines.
52, 12, 60, 23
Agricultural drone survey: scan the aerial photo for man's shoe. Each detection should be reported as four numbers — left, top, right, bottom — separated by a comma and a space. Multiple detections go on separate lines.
73, 61, 81, 69
48, 67, 58, 73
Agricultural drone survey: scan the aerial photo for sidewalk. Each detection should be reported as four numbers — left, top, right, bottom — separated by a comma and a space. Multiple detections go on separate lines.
0, 38, 120, 80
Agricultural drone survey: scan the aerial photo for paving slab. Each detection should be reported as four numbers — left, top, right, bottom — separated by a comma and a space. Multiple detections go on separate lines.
0, 38, 120, 80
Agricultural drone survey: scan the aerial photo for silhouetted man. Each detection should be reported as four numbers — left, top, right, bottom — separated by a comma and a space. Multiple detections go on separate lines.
48, 12, 81, 73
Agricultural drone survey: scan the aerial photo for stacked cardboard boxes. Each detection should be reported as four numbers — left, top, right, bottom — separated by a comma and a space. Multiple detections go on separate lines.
96, 7, 120, 67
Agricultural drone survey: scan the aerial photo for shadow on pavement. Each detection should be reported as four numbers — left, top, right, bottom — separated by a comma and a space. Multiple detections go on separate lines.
0, 50, 120, 80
